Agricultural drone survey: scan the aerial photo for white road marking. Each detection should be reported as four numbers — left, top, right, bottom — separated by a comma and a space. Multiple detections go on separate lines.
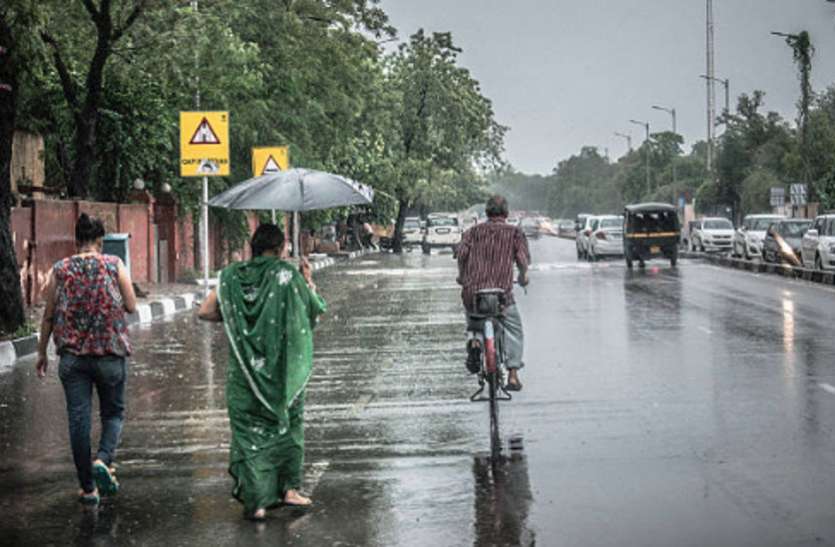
818, 383, 835, 395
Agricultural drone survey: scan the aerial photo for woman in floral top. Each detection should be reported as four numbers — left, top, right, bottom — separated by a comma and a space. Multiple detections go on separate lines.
36, 213, 136, 506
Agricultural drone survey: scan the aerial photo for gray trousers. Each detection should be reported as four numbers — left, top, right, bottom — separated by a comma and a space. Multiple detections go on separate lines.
467, 304, 525, 369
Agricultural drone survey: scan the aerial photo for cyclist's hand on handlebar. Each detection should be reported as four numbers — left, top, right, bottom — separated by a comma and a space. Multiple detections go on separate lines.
517, 271, 530, 287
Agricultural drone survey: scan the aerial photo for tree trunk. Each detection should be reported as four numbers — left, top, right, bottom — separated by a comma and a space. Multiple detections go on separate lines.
0, 15, 26, 334
391, 198, 410, 254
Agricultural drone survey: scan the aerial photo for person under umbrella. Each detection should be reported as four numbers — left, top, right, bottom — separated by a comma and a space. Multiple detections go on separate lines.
199, 223, 326, 520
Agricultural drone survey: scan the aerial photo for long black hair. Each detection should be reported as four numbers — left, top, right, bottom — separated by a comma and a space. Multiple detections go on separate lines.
250, 223, 285, 256
75, 213, 105, 245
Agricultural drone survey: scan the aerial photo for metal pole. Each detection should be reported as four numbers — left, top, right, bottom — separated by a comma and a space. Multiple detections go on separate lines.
706, 0, 716, 176
723, 78, 730, 116
293, 211, 300, 258
202, 176, 209, 294
271, 210, 277, 224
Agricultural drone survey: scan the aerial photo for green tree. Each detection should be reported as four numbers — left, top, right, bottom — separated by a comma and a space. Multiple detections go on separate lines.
386, 30, 504, 252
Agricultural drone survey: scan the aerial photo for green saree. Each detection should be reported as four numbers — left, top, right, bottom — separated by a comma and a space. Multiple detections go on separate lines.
217, 256, 327, 512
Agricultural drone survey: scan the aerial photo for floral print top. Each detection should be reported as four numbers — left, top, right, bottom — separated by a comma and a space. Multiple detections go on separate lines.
52, 254, 131, 356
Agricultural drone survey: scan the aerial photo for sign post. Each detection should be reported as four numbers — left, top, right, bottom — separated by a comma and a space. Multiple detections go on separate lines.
180, 111, 230, 294
251, 146, 289, 225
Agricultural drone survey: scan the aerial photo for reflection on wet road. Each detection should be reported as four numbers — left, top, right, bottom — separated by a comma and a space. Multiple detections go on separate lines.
1, 238, 834, 546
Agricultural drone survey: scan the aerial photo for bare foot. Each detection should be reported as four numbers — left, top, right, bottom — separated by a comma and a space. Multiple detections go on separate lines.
253, 508, 266, 520
284, 490, 312, 506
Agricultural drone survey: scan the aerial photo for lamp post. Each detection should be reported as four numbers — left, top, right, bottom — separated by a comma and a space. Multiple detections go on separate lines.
652, 105, 678, 190
629, 119, 651, 196
700, 75, 729, 118
614, 132, 632, 154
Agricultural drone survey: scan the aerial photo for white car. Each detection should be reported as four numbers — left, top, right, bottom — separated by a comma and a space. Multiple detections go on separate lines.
575, 215, 597, 260
588, 215, 624, 260
422, 213, 462, 253
691, 217, 734, 252
800, 214, 835, 270
732, 214, 785, 259
402, 216, 423, 249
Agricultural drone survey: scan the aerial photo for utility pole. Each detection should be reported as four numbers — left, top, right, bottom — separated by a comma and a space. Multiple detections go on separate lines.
191, 0, 209, 295
614, 132, 632, 154
652, 104, 677, 189
705, 0, 716, 177
629, 119, 651, 197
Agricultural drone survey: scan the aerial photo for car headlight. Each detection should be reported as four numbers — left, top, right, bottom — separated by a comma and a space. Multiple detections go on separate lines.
829, 244, 835, 253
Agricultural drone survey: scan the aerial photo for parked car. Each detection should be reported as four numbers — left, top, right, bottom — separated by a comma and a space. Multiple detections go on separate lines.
422, 213, 462, 254
623, 203, 680, 268
800, 214, 835, 270
762, 219, 811, 265
690, 217, 734, 252
402, 216, 423, 249
588, 215, 624, 261
732, 214, 785, 259
575, 215, 597, 260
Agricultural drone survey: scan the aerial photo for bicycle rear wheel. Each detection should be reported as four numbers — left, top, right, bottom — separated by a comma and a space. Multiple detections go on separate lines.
488, 371, 500, 461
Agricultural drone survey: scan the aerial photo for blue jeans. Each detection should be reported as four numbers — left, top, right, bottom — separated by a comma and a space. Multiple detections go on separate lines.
58, 353, 127, 493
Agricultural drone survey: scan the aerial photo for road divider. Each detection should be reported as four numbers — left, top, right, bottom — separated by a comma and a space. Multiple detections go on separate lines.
682, 251, 835, 287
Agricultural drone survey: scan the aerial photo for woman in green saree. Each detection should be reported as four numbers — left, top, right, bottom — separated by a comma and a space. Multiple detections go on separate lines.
199, 224, 326, 520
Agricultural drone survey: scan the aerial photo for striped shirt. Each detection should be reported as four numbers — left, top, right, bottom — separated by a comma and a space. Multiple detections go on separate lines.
457, 218, 530, 311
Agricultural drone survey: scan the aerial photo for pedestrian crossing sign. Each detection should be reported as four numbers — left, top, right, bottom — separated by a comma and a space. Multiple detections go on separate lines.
251, 146, 289, 176
180, 111, 230, 177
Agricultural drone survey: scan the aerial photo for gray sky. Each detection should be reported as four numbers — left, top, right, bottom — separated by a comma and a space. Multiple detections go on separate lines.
380, 0, 835, 174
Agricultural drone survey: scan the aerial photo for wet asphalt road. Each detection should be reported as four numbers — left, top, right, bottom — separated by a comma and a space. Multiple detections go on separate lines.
1, 237, 835, 546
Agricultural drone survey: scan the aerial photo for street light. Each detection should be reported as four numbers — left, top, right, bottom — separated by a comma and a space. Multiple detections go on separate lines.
629, 119, 651, 196
700, 75, 730, 118
614, 132, 632, 153
652, 105, 678, 189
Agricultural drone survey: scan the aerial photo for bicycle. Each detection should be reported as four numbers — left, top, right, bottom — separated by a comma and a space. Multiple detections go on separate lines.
468, 288, 513, 462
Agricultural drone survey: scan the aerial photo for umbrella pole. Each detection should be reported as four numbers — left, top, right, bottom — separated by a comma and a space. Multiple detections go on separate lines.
294, 211, 300, 258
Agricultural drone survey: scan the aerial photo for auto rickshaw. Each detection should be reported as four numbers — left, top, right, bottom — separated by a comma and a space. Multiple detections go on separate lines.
623, 202, 681, 268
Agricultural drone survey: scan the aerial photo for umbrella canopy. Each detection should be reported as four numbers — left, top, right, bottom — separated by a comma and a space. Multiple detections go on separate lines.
207, 168, 374, 211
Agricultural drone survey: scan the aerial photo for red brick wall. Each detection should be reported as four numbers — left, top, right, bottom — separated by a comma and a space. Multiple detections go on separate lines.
118, 204, 150, 284
32, 200, 76, 303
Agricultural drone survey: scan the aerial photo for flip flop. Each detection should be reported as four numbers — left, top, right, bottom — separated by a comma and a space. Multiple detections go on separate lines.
93, 461, 119, 496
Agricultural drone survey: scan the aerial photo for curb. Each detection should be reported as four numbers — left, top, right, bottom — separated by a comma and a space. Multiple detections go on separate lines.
686, 250, 835, 288
1, 252, 365, 370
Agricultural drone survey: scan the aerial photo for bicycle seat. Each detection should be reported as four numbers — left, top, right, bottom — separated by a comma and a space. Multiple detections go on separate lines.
472, 288, 505, 318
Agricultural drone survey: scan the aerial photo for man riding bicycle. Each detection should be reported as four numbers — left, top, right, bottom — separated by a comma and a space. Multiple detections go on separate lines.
457, 195, 530, 391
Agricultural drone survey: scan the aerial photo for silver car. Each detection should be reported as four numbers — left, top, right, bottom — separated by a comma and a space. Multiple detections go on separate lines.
588, 215, 624, 260
691, 217, 734, 252
800, 214, 835, 271
732, 214, 784, 259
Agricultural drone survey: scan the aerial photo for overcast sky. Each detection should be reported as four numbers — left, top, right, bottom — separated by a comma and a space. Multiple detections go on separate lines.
380, 0, 835, 175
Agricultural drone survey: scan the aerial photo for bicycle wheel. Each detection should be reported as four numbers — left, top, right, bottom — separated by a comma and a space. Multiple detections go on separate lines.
488, 371, 500, 461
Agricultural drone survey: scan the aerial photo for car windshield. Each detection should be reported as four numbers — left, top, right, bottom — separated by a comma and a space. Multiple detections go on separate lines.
704, 219, 732, 230
626, 210, 678, 233
404, 219, 420, 229
781, 221, 811, 236
428, 217, 457, 227
746, 217, 780, 231
828, 219, 835, 237
600, 218, 622, 229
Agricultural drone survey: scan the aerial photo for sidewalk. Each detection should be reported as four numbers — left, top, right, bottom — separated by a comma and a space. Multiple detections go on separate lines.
681, 250, 835, 286
0, 249, 375, 370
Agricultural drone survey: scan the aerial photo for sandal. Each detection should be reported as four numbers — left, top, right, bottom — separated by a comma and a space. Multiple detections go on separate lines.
93, 461, 119, 496
283, 490, 313, 507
